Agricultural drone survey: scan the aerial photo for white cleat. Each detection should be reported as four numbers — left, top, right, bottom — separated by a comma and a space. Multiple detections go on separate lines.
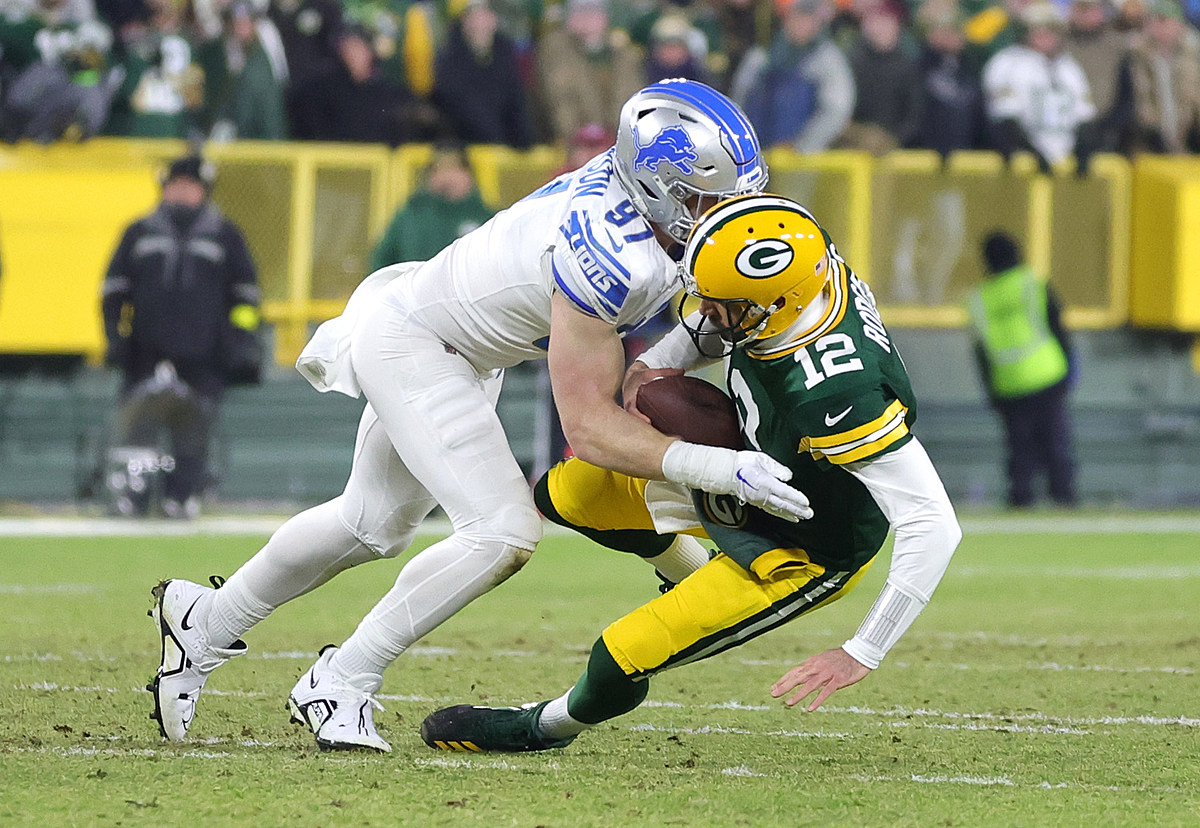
147, 578, 247, 741
287, 646, 391, 753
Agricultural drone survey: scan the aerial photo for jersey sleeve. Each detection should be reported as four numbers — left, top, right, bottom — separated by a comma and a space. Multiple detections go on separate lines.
549, 209, 629, 322
549, 204, 673, 332
793, 385, 913, 466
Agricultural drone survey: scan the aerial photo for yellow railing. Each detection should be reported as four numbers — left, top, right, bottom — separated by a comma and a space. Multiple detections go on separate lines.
0, 140, 1189, 370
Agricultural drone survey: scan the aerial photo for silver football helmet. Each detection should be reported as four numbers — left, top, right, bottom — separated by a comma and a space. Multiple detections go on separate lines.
613, 79, 768, 242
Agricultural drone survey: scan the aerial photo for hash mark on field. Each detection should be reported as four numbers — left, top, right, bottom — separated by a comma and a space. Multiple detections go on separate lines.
952, 564, 1200, 580
0, 584, 100, 594
826, 705, 1200, 729
413, 757, 560, 771
849, 773, 1179, 793
631, 724, 851, 739
740, 657, 1196, 675
722, 766, 765, 777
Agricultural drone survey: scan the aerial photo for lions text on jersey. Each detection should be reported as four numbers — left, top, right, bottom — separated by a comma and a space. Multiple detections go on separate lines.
380, 150, 681, 372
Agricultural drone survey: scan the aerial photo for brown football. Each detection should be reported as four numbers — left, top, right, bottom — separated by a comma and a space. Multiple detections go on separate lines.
635, 375, 744, 450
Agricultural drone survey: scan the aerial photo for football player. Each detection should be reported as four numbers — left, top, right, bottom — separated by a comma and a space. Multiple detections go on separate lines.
147, 81, 812, 753
420, 194, 962, 752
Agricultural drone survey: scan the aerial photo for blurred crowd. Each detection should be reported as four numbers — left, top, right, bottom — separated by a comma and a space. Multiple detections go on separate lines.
2, 0, 1199, 165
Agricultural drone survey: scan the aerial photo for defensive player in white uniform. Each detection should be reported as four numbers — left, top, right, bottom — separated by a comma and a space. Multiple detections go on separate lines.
148, 80, 811, 753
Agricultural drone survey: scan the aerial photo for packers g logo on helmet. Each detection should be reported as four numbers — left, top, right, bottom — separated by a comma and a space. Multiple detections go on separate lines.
681, 194, 832, 345
736, 239, 794, 279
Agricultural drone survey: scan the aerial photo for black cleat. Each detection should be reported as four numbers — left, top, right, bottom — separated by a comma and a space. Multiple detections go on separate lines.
420, 701, 575, 753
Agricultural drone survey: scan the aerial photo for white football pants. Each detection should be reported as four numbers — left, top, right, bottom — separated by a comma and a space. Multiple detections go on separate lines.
209, 298, 542, 680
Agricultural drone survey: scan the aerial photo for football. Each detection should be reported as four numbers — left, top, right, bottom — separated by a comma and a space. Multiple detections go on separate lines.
635, 374, 744, 450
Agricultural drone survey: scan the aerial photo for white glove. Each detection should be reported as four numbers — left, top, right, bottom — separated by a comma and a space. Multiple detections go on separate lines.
661, 441, 814, 523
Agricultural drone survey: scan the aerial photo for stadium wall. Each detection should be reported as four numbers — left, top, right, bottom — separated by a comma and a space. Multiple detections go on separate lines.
0, 142, 1197, 508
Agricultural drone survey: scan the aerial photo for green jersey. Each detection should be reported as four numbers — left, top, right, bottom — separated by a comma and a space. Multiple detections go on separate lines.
695, 254, 917, 576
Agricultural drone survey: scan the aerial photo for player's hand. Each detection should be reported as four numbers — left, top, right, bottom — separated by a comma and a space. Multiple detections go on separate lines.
622, 361, 684, 422
732, 451, 813, 523
772, 648, 871, 711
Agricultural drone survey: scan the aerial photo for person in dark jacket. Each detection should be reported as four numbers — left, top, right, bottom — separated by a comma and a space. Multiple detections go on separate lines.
289, 24, 417, 145
965, 231, 1077, 508
913, 4, 986, 157
837, 0, 922, 155
101, 155, 261, 518
431, 0, 534, 149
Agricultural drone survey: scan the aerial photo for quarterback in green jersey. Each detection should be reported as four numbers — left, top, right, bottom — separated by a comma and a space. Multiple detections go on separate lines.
421, 194, 962, 753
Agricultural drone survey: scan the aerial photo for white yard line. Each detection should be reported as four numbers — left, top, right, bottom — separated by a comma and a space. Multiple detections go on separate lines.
15, 681, 1196, 729
3, 745, 1181, 795
848, 773, 1180, 794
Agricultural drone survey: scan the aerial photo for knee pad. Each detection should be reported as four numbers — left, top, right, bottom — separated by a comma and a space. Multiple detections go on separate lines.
477, 501, 543, 552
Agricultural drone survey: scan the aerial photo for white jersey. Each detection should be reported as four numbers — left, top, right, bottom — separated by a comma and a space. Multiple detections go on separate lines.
982, 45, 1096, 163
382, 150, 681, 372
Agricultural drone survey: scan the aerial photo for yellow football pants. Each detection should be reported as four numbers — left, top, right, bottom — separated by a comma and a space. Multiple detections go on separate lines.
544, 458, 874, 679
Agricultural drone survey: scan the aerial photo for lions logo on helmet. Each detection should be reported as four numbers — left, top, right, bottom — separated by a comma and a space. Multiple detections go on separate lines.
681, 194, 831, 346
613, 79, 768, 243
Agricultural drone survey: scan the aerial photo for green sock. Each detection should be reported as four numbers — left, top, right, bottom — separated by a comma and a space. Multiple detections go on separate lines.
565, 637, 650, 725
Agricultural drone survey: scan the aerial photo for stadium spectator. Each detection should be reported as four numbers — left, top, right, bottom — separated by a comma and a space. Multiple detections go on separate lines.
289, 23, 419, 145
94, 0, 151, 32
710, 0, 765, 91
836, 0, 921, 155
912, 0, 987, 156
342, 0, 440, 92
1063, 0, 1134, 157
981, 0, 1097, 171
194, 0, 287, 141
432, 0, 536, 148
483, 0, 545, 85
642, 12, 712, 85
960, 0, 1023, 61
101, 155, 262, 518
369, 144, 495, 271
105, 0, 205, 137
966, 230, 1077, 508
559, 121, 613, 173
0, 0, 123, 142
1126, 0, 1200, 154
731, 0, 855, 153
419, 194, 961, 754
144, 82, 796, 756
268, 0, 343, 99
536, 0, 645, 142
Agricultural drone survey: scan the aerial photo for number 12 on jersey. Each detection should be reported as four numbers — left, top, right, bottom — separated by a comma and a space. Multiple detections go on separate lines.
794, 333, 863, 389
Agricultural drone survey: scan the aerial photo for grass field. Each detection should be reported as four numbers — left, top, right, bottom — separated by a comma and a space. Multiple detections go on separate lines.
1, 513, 1197, 827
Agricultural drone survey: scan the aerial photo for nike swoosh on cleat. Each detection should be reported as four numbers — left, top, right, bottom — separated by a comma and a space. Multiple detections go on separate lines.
824, 406, 853, 427
180, 598, 200, 631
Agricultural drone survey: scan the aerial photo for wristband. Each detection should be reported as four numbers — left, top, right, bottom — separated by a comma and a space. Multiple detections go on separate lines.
842, 580, 927, 670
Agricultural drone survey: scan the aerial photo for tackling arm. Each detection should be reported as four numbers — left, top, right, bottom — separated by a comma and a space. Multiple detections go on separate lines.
548, 293, 814, 522
548, 290, 681, 481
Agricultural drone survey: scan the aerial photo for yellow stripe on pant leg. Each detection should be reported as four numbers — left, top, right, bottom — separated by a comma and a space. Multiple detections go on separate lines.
602, 550, 875, 677
601, 552, 812, 676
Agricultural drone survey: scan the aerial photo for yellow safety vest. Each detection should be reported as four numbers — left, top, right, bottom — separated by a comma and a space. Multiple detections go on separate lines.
967, 265, 1069, 398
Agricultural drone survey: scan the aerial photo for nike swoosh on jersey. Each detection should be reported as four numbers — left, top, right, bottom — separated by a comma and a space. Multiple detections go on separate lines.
604, 228, 625, 253
824, 406, 853, 427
